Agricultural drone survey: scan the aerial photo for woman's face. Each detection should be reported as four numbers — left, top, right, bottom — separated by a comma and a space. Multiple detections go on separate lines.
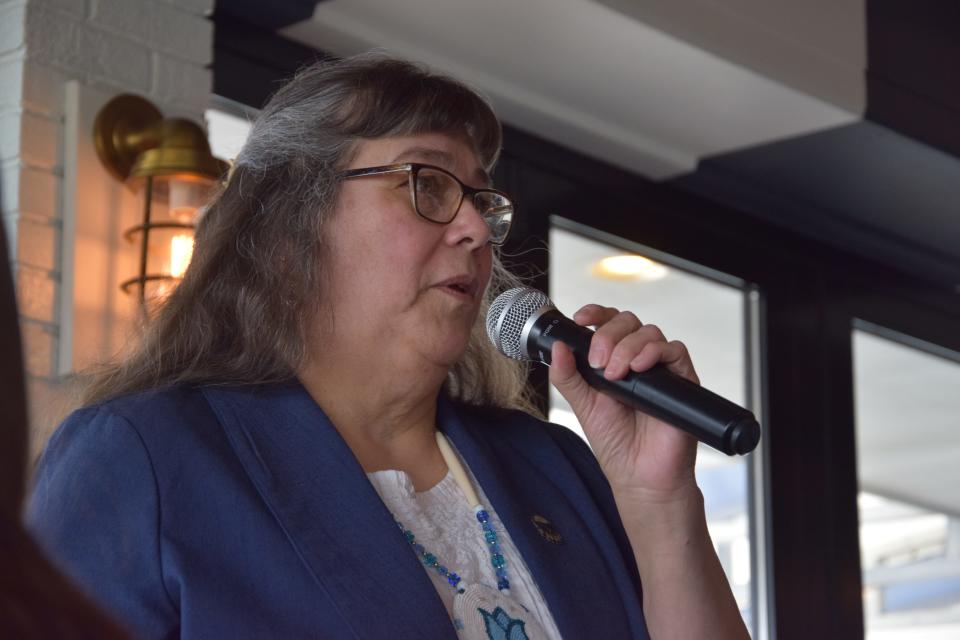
321, 132, 495, 370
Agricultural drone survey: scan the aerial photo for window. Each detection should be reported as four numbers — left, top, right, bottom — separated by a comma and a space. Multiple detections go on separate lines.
206, 98, 255, 163
549, 222, 762, 634
854, 325, 960, 639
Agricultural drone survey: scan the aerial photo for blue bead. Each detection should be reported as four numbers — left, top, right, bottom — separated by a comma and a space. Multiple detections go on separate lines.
498, 579, 511, 590
405, 531, 415, 543
491, 554, 505, 568
437, 566, 448, 576
413, 543, 425, 555
423, 553, 437, 566
476, 510, 490, 523
448, 573, 461, 586
489, 543, 501, 555
481, 522, 494, 532
495, 567, 507, 579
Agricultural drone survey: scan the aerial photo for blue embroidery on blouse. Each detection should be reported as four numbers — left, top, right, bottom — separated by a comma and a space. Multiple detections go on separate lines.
479, 606, 528, 640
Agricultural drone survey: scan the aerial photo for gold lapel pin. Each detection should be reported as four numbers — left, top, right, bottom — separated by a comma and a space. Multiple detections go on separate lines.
531, 515, 563, 544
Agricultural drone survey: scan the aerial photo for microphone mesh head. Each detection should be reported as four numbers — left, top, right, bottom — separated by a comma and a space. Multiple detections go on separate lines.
485, 287, 552, 360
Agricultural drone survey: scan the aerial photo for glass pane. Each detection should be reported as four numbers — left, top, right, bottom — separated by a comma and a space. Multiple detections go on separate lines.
206, 105, 253, 162
854, 327, 960, 639
548, 225, 755, 631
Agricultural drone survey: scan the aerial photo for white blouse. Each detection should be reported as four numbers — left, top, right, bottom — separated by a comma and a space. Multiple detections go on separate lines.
367, 448, 563, 639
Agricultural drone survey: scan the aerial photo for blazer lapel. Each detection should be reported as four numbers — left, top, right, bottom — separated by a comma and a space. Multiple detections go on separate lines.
203, 383, 456, 639
438, 397, 644, 639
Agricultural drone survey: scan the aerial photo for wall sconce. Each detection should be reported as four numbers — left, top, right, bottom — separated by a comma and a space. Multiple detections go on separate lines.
92, 95, 228, 306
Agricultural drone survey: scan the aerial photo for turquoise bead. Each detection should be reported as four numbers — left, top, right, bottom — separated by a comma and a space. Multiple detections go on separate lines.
393, 505, 511, 598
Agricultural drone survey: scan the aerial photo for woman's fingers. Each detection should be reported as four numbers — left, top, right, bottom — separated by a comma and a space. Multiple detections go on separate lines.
574, 307, 644, 368
572, 304, 619, 327
570, 304, 699, 383
548, 341, 595, 414
628, 339, 699, 384
602, 325, 667, 378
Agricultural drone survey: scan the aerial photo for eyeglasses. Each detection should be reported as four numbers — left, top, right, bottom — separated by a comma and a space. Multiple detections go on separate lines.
337, 163, 514, 245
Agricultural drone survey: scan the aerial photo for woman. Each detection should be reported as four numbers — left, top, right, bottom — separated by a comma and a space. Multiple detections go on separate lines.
30, 54, 748, 639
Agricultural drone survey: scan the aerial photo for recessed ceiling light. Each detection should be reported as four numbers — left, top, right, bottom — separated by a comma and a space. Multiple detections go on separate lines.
593, 255, 668, 281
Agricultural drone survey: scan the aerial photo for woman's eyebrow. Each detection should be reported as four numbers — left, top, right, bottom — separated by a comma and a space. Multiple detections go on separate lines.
391, 147, 492, 186
391, 146, 452, 166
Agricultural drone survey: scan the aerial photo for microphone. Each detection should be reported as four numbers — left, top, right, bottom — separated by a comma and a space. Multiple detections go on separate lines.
485, 287, 761, 456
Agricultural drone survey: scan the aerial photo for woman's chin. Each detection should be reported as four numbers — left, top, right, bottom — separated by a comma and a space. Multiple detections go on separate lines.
420, 335, 472, 370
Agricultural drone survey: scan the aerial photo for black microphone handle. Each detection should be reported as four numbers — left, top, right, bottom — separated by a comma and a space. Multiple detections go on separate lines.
528, 309, 760, 456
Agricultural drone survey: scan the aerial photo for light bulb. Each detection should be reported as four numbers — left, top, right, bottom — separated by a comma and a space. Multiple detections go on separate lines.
169, 234, 195, 278
593, 255, 668, 281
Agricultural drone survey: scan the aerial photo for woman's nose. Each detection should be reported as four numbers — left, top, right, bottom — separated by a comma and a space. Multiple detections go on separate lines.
446, 197, 492, 248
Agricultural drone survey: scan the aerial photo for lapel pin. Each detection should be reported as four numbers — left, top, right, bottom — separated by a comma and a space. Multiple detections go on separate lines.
531, 514, 563, 544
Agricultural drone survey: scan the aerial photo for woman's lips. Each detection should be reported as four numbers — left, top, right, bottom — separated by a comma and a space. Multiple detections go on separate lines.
440, 284, 473, 299
434, 276, 478, 300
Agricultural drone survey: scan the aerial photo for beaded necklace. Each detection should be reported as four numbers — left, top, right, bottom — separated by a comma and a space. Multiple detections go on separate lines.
391, 432, 546, 639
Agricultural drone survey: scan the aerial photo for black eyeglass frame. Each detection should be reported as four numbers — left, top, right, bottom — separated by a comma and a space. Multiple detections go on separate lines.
336, 162, 514, 246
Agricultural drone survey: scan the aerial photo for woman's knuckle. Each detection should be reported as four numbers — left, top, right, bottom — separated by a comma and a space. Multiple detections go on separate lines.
591, 331, 613, 350
641, 323, 664, 339
611, 340, 634, 359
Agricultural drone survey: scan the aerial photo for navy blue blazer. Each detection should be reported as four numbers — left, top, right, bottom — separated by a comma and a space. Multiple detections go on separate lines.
29, 383, 649, 639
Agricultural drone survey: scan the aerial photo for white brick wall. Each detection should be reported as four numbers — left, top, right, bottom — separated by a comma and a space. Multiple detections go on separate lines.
0, 0, 214, 456
158, 0, 213, 17
0, 111, 23, 161
20, 319, 56, 376
19, 0, 210, 114
18, 111, 59, 169
34, 0, 84, 19
152, 51, 212, 115
91, 0, 212, 64
13, 214, 58, 270
13, 165, 59, 218
21, 60, 68, 116
0, 57, 25, 112
1, 160, 18, 212
0, 2, 28, 57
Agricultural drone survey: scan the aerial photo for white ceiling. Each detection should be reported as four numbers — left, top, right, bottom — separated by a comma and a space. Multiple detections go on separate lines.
594, 0, 866, 111
281, 0, 860, 179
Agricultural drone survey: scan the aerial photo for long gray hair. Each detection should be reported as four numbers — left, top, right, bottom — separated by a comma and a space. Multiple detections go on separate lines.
82, 52, 537, 414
